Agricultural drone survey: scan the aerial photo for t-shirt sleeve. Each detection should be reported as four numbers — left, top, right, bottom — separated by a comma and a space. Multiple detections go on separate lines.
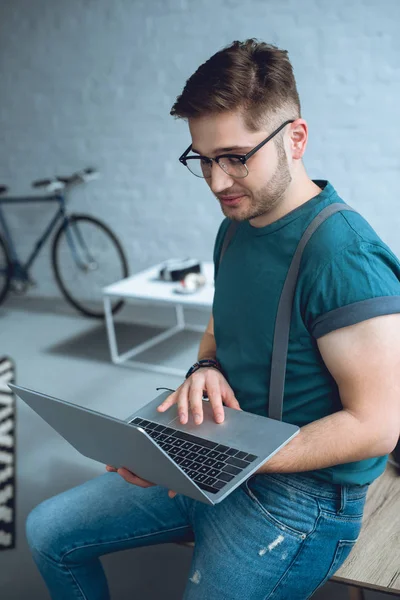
303, 241, 400, 339
213, 218, 231, 282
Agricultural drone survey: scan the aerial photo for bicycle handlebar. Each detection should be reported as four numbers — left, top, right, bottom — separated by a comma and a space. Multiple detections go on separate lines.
32, 168, 99, 192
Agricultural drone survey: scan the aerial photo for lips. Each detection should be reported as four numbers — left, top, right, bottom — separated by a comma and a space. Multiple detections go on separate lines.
220, 194, 245, 206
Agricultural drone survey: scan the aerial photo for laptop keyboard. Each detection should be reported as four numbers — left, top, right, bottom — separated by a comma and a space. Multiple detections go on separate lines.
129, 417, 259, 494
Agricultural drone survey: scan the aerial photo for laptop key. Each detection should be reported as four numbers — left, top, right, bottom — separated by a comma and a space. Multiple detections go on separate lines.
174, 456, 186, 465
139, 419, 151, 427
172, 431, 218, 449
169, 446, 182, 456
157, 433, 169, 443
162, 443, 173, 453
244, 453, 258, 462
208, 468, 220, 478
176, 449, 191, 458
198, 465, 211, 475
204, 476, 218, 486
186, 452, 199, 461
214, 461, 226, 471
163, 427, 176, 436
172, 439, 186, 448
223, 464, 242, 476
204, 458, 217, 468
181, 442, 194, 450
215, 452, 229, 462
193, 473, 207, 483
197, 447, 211, 456
181, 459, 194, 469
206, 450, 220, 460
187, 469, 198, 479
234, 451, 248, 461
190, 462, 203, 471
213, 479, 227, 490
146, 422, 159, 430
130, 417, 143, 425
195, 456, 208, 464
154, 425, 166, 432
214, 444, 230, 453
197, 483, 220, 494
217, 472, 235, 483
226, 457, 250, 469
225, 448, 240, 457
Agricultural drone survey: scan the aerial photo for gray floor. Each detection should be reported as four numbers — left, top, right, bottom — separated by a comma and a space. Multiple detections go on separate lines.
0, 294, 393, 599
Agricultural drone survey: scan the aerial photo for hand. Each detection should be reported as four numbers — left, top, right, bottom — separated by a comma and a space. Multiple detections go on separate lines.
157, 367, 241, 425
105, 465, 155, 487
105, 465, 177, 498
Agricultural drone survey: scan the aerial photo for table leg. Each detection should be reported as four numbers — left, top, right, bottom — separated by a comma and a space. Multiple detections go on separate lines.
175, 304, 185, 329
103, 295, 120, 363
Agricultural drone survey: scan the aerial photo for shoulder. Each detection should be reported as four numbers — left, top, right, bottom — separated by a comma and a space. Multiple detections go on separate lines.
301, 204, 399, 278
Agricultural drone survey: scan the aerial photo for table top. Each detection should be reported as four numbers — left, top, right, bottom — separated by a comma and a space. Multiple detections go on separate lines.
103, 261, 214, 309
332, 461, 400, 593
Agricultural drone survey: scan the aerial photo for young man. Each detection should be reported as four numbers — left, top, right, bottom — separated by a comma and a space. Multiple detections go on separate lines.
26, 40, 400, 599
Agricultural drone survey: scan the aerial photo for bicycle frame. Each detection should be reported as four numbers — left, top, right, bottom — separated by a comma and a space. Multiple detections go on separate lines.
0, 192, 91, 282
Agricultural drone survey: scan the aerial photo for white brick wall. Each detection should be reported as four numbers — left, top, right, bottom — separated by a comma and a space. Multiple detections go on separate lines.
0, 0, 399, 297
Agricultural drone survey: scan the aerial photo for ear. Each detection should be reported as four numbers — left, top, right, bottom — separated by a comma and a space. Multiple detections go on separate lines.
288, 119, 308, 160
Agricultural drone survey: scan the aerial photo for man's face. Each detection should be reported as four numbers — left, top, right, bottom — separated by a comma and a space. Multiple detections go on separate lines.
188, 111, 293, 222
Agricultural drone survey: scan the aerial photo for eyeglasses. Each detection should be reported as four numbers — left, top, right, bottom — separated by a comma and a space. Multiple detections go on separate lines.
179, 119, 295, 179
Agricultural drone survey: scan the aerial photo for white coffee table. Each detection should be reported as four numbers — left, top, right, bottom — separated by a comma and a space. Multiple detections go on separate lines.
102, 262, 214, 377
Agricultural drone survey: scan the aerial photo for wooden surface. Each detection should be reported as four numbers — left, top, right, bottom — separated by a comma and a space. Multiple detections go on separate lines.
332, 462, 400, 594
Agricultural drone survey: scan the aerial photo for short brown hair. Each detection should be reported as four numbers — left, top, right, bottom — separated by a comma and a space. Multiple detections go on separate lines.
170, 39, 301, 132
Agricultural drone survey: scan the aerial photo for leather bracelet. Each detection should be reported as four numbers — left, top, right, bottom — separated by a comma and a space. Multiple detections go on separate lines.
185, 358, 224, 380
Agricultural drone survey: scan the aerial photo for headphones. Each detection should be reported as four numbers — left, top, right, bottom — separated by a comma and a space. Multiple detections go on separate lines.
159, 258, 202, 282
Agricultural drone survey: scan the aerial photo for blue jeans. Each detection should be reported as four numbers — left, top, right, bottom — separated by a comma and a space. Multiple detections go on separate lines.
26, 471, 369, 600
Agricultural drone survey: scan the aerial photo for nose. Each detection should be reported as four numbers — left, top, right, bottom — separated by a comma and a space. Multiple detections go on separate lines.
208, 162, 235, 195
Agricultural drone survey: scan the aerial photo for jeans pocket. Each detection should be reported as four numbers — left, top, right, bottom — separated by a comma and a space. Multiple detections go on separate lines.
242, 475, 319, 540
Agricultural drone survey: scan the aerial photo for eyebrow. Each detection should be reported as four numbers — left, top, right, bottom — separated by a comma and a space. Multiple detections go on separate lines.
191, 145, 253, 155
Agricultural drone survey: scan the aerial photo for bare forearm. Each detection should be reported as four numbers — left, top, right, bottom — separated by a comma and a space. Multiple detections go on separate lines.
257, 409, 392, 475
197, 331, 217, 361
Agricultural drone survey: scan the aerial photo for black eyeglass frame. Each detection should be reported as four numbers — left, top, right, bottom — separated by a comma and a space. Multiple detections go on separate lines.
178, 119, 296, 178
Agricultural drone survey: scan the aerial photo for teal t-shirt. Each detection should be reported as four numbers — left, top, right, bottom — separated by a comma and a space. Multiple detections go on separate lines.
212, 180, 400, 486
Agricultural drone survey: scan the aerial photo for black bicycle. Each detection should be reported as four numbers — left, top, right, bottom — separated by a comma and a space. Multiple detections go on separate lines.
0, 168, 129, 318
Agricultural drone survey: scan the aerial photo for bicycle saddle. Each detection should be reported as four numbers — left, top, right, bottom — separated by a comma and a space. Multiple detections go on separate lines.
56, 168, 98, 184
0, 185, 8, 194
32, 178, 65, 192
32, 168, 98, 190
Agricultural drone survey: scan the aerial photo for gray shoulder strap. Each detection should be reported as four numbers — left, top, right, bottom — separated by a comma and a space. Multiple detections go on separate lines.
218, 220, 240, 269
268, 203, 357, 421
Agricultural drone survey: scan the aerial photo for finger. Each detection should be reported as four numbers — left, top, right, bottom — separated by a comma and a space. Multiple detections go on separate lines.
206, 380, 225, 423
106, 465, 117, 471
168, 490, 177, 498
176, 385, 190, 424
157, 390, 178, 412
221, 388, 241, 411
117, 467, 153, 487
188, 378, 205, 425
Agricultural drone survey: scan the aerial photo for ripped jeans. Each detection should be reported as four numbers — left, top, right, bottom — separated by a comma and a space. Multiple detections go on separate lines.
26, 470, 369, 600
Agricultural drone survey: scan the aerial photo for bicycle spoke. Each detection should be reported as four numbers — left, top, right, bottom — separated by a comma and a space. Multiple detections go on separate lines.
52, 215, 128, 318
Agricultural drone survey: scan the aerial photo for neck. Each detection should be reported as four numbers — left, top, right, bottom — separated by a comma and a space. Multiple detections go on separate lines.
249, 168, 323, 228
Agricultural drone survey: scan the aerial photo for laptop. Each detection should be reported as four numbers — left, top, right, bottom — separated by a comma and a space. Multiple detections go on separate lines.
9, 383, 299, 505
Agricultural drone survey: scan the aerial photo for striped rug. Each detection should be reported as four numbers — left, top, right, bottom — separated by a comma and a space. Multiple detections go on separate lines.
0, 357, 16, 551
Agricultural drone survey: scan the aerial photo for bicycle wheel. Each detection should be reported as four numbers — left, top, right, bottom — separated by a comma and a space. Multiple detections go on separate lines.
52, 214, 129, 318
0, 234, 11, 307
